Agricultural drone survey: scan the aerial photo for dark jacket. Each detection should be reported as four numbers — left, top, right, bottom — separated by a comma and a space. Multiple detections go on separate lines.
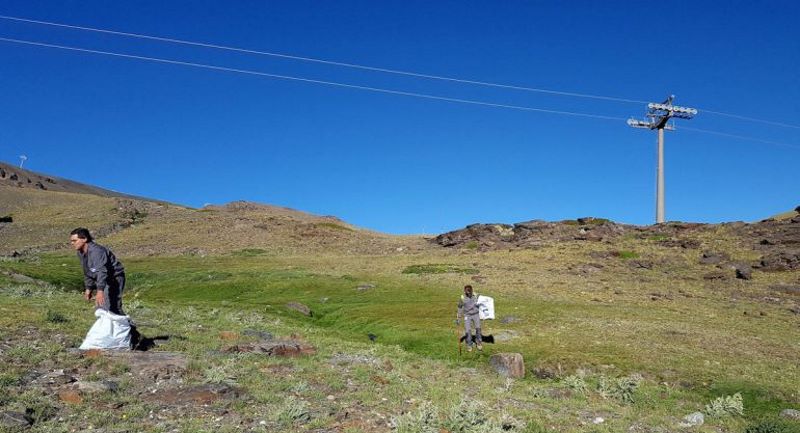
77, 242, 125, 292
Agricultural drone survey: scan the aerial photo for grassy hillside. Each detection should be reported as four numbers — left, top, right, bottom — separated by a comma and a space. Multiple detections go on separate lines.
2, 240, 798, 432
0, 186, 430, 257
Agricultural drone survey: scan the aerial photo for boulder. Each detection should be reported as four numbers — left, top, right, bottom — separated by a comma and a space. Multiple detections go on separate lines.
489, 353, 525, 378
286, 302, 312, 317
1, 411, 32, 429
733, 263, 752, 280
224, 340, 315, 357
760, 251, 800, 271
781, 409, 800, 420
700, 251, 729, 265
679, 412, 704, 427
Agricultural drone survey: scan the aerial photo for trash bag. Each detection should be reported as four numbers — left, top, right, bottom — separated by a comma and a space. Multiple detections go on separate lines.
477, 295, 495, 320
79, 309, 132, 350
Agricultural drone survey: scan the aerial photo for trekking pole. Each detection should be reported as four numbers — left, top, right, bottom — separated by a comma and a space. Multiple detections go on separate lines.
455, 315, 462, 357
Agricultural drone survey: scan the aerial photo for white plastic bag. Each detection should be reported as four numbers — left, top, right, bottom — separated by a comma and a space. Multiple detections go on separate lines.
477, 295, 495, 320
79, 309, 132, 350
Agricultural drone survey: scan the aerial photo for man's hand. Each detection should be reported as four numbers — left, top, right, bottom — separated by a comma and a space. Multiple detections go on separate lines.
84, 289, 92, 301
95, 290, 105, 308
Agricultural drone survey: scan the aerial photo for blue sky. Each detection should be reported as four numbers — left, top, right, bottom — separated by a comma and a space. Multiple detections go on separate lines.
1, 1, 798, 234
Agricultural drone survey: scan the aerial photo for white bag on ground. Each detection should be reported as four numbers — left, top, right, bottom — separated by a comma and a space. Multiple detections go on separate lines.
477, 295, 495, 320
79, 309, 132, 350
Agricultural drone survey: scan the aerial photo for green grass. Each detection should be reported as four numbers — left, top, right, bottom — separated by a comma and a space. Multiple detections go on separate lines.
1, 250, 798, 431
315, 222, 354, 231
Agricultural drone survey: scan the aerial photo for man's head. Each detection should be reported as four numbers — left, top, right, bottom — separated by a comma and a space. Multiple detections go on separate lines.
69, 228, 93, 252
463, 284, 473, 297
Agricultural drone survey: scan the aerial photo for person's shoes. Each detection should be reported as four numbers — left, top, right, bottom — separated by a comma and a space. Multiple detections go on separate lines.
467, 346, 473, 352
477, 344, 483, 351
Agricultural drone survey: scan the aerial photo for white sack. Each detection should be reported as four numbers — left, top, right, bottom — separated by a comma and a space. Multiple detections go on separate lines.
477, 295, 495, 320
79, 309, 132, 350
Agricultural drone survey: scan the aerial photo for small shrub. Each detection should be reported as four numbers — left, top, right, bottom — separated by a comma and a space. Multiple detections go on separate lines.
562, 374, 587, 394
596, 374, 642, 403
704, 392, 744, 418
614, 250, 639, 260
442, 399, 489, 432
465, 241, 479, 250
745, 418, 794, 433
391, 401, 438, 433
45, 309, 68, 323
203, 357, 239, 385
275, 396, 311, 425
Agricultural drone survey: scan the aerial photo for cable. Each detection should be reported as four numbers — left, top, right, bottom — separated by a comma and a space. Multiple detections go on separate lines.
679, 126, 800, 150
2, 36, 797, 150
3, 15, 798, 130
699, 109, 800, 130
0, 15, 649, 104
0, 37, 627, 122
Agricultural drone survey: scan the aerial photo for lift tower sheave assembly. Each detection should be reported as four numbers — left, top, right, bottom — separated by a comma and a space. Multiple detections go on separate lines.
628, 95, 697, 224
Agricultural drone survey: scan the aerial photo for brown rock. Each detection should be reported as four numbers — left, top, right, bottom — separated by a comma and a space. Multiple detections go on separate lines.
149, 384, 239, 405
58, 389, 83, 405
219, 331, 240, 340
489, 353, 525, 378
370, 375, 390, 385
81, 349, 104, 359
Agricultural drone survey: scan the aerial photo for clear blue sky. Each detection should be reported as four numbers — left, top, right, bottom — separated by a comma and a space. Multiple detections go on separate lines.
1, 1, 798, 234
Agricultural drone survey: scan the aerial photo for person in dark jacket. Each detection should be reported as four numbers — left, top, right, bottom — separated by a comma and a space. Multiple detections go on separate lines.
69, 228, 126, 315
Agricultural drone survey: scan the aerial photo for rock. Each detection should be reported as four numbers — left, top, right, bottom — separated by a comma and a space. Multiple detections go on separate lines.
489, 353, 525, 379
493, 330, 519, 342
149, 384, 239, 405
224, 340, 315, 357
499, 315, 520, 324
77, 380, 118, 394
781, 409, 800, 420
218, 331, 240, 340
471, 275, 487, 283
356, 283, 375, 292
700, 251, 729, 265
628, 260, 653, 270
1, 411, 33, 429
41, 371, 75, 385
100, 350, 188, 381
286, 302, 312, 317
58, 390, 83, 405
242, 329, 274, 341
532, 366, 559, 379
760, 250, 800, 271
703, 271, 729, 281
733, 263, 752, 280
769, 284, 800, 295
592, 417, 604, 424
679, 411, 704, 427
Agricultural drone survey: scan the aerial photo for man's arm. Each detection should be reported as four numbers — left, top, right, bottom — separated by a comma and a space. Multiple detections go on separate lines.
87, 247, 110, 308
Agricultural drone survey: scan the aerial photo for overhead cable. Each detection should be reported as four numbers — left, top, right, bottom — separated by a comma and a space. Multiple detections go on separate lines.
3, 15, 797, 130
0, 37, 627, 122
1, 36, 796, 149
